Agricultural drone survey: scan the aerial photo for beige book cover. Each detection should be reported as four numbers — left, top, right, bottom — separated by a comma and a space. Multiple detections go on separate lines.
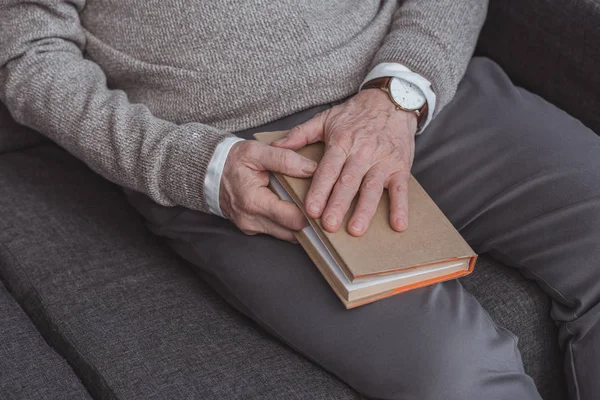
254, 130, 477, 308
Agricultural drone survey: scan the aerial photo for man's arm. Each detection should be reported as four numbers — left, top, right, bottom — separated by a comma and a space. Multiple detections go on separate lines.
0, 0, 231, 212
273, 0, 488, 236
1, 0, 321, 242
373, 0, 488, 115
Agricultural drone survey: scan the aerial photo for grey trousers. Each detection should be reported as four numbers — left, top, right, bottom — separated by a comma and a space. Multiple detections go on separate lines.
126, 58, 600, 400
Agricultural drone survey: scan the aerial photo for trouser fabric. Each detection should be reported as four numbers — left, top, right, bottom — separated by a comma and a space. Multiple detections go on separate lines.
126, 57, 600, 400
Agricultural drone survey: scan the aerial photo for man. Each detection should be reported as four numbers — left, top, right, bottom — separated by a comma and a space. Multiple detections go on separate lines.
1, 0, 598, 399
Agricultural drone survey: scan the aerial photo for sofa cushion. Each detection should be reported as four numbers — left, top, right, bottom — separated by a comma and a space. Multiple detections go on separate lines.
0, 145, 360, 399
0, 281, 90, 400
0, 144, 565, 399
477, 0, 600, 134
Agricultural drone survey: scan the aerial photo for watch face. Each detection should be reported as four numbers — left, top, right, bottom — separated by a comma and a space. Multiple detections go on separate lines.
389, 77, 426, 110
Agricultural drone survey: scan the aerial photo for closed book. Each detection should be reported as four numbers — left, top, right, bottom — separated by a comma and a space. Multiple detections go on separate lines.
254, 130, 477, 308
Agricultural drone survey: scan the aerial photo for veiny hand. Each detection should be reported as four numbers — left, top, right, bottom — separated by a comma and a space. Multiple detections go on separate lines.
272, 89, 417, 237
220, 140, 318, 242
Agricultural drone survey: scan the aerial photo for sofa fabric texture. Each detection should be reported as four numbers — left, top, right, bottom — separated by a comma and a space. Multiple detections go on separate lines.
477, 0, 600, 134
0, 145, 361, 400
0, 282, 90, 399
0, 144, 564, 399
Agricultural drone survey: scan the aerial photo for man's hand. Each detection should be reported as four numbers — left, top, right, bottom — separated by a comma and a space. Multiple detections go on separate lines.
220, 140, 317, 242
272, 89, 417, 237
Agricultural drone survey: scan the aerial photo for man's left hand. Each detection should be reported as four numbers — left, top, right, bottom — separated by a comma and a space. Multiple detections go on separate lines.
271, 89, 417, 237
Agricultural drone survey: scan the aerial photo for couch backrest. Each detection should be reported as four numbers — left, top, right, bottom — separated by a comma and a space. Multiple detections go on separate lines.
477, 0, 600, 134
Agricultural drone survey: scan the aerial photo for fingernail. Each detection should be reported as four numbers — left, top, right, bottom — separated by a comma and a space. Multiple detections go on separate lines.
308, 202, 320, 215
302, 160, 318, 174
325, 214, 338, 227
351, 220, 364, 232
273, 137, 288, 145
395, 217, 407, 230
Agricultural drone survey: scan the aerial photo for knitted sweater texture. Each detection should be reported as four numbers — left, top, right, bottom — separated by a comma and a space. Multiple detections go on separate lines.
0, 0, 487, 212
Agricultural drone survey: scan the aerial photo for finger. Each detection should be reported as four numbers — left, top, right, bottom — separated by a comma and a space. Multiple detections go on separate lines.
259, 218, 297, 242
255, 187, 308, 231
271, 110, 329, 150
321, 157, 371, 232
388, 171, 410, 232
239, 216, 297, 242
304, 145, 347, 219
348, 167, 386, 237
255, 144, 317, 177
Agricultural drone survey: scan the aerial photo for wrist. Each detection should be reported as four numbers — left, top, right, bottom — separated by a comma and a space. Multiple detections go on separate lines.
204, 136, 245, 218
361, 76, 427, 132
358, 89, 418, 136
361, 63, 436, 133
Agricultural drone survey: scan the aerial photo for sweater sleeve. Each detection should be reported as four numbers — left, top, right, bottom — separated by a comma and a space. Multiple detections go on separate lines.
373, 0, 488, 115
0, 0, 233, 213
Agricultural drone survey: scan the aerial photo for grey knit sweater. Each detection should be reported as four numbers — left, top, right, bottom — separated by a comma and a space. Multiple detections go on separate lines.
0, 0, 487, 213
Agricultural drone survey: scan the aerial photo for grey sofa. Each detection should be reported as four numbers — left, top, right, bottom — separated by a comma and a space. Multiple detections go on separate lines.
0, 1, 597, 399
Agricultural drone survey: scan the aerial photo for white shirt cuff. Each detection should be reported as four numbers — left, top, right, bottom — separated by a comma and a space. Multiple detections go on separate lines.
204, 136, 245, 218
360, 63, 437, 134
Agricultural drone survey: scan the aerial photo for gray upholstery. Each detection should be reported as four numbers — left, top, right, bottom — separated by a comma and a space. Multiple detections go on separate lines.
0, 145, 360, 400
0, 144, 564, 399
477, 0, 600, 134
0, 282, 90, 399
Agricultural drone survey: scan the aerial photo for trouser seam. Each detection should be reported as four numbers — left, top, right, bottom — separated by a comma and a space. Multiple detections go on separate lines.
564, 326, 581, 400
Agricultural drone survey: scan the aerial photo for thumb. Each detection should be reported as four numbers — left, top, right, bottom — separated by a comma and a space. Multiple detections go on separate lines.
271, 110, 329, 150
259, 146, 318, 178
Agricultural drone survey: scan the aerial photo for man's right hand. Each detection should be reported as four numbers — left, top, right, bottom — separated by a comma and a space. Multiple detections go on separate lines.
219, 140, 318, 242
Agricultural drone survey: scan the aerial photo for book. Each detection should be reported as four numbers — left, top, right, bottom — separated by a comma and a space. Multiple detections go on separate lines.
254, 130, 477, 309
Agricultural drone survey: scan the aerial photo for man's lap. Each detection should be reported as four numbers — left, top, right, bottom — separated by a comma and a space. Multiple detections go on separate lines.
126, 193, 534, 399
125, 57, 600, 399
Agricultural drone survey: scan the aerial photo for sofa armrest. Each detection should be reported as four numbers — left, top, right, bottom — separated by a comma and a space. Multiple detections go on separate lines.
477, 0, 600, 134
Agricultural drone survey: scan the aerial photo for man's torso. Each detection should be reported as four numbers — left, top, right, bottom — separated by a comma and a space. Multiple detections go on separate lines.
80, 0, 397, 131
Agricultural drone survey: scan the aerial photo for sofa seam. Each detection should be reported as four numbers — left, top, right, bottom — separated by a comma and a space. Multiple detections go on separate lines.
0, 238, 118, 400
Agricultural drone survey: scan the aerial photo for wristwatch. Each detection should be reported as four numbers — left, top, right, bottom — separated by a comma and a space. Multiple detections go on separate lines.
361, 77, 428, 130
